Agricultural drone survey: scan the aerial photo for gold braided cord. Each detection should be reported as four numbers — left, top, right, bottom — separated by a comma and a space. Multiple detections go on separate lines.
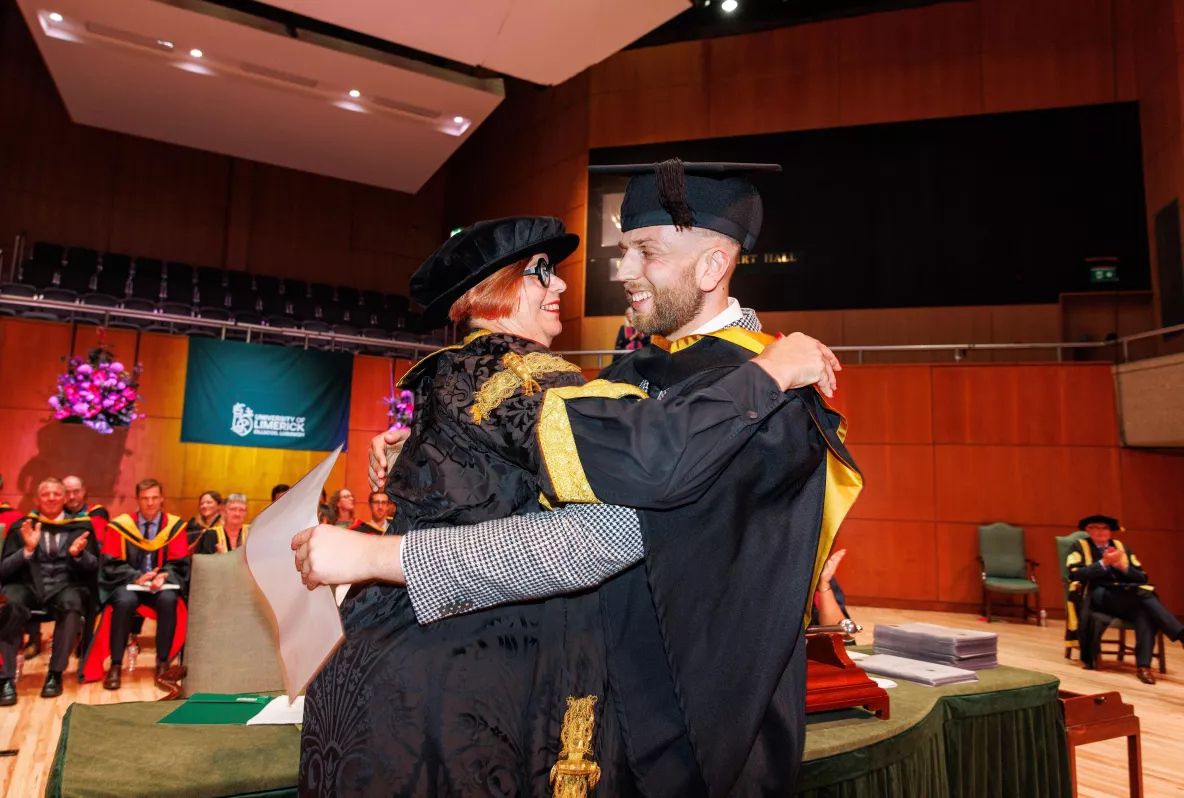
469, 352, 582, 424
550, 696, 601, 798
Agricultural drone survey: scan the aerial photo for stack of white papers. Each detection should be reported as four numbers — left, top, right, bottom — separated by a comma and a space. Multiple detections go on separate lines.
874, 623, 998, 670
859, 654, 979, 686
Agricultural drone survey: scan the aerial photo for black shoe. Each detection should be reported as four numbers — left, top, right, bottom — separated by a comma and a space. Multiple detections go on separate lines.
103, 666, 122, 691
40, 671, 63, 698
0, 679, 16, 707
1137, 667, 1156, 685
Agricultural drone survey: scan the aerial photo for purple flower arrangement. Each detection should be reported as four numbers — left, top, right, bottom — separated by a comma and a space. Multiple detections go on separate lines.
384, 389, 414, 430
49, 332, 144, 434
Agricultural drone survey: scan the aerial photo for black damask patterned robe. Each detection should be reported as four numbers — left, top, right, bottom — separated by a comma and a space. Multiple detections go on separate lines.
299, 330, 786, 797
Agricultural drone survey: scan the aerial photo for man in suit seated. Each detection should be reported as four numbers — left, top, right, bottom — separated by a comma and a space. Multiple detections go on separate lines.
1066, 514, 1184, 684
0, 478, 100, 703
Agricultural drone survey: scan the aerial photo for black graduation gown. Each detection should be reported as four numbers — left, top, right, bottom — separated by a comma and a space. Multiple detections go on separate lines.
537, 329, 862, 797
300, 331, 786, 797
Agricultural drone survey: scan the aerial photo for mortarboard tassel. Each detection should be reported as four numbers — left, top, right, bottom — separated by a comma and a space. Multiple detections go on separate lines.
654, 158, 695, 230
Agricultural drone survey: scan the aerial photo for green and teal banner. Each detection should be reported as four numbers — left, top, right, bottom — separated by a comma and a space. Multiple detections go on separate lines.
181, 338, 353, 451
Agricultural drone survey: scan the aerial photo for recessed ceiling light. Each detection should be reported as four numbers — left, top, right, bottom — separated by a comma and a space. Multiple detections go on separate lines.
721, 0, 738, 11
453, 116, 464, 124
158, 40, 173, 49
189, 48, 203, 58
48, 12, 63, 22
349, 89, 361, 98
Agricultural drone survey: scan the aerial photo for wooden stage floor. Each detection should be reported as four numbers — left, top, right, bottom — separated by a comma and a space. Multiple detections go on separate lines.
1, 606, 1180, 797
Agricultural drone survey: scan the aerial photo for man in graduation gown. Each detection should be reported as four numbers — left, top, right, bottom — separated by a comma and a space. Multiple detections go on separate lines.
0, 478, 100, 703
372, 161, 860, 796
1066, 515, 1183, 684
82, 478, 190, 689
350, 490, 392, 535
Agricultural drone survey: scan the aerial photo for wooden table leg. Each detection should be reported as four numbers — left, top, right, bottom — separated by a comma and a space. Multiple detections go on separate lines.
1067, 741, 1078, 798
1127, 730, 1142, 798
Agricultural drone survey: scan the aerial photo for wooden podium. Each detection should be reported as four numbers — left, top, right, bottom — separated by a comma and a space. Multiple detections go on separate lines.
805, 622, 890, 719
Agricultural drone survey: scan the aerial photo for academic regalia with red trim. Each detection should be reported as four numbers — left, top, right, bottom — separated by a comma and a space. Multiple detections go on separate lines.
81, 513, 190, 681
349, 519, 389, 535
535, 326, 863, 797
0, 503, 23, 537
67, 503, 108, 543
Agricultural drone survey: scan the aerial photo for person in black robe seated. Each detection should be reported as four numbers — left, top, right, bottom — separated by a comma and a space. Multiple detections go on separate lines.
0, 478, 100, 703
193, 493, 249, 554
185, 490, 222, 551
1066, 515, 1183, 684
290, 216, 834, 796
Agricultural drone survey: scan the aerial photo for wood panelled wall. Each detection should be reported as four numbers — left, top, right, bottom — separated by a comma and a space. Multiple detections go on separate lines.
0, 0, 444, 296
0, 318, 411, 523
447, 0, 1184, 356
827, 362, 1184, 616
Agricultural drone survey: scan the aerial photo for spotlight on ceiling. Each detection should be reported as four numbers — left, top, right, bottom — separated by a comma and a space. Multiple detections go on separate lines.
158, 40, 174, 49
189, 48, 203, 58
349, 89, 361, 98
721, 0, 738, 11
453, 116, 464, 124
48, 11, 63, 21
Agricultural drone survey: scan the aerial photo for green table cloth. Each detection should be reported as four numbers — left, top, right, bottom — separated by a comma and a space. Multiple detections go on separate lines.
47, 664, 1069, 797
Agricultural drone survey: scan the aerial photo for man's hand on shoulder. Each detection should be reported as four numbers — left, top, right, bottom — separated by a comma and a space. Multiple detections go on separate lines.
368, 428, 411, 491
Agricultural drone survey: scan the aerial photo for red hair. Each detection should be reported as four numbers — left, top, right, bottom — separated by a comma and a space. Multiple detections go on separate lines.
449, 259, 528, 325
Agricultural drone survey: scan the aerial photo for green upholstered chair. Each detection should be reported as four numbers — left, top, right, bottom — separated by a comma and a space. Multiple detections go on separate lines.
977, 523, 1041, 623
1056, 530, 1167, 674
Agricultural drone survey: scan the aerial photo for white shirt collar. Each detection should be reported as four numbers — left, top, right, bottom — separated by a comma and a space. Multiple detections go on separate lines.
688, 297, 743, 336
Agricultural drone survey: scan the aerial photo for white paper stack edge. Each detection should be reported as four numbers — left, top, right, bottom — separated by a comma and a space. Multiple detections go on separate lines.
873, 622, 999, 670
858, 654, 979, 686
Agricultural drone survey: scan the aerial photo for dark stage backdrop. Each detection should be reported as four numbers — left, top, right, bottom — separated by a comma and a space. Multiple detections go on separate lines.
586, 103, 1150, 317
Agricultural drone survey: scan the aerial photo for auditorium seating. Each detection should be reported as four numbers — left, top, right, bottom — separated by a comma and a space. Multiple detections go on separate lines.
1, 241, 421, 339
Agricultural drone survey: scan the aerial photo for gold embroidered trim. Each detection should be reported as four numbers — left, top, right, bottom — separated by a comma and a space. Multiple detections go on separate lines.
469, 352, 582, 424
550, 696, 600, 798
537, 380, 648, 504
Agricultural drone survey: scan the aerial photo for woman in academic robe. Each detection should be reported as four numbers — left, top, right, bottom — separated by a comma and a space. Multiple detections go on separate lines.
291, 217, 820, 797
185, 491, 222, 552
193, 493, 249, 555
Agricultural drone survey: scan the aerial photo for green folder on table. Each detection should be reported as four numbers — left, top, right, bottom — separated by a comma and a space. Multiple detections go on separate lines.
158, 693, 275, 725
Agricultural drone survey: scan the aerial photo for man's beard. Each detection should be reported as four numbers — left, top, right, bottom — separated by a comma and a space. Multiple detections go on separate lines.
628, 262, 705, 337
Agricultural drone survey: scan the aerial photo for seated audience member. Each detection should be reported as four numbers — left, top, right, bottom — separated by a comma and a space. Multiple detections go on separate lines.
83, 479, 190, 690
0, 475, 23, 530
271, 484, 290, 503
613, 307, 651, 363
186, 491, 223, 550
811, 548, 851, 628
0, 478, 100, 703
326, 489, 356, 528
350, 491, 392, 535
22, 476, 108, 662
1066, 515, 1184, 684
195, 493, 250, 554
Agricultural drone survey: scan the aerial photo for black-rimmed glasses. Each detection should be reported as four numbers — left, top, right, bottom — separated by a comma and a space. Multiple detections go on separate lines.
523, 257, 554, 288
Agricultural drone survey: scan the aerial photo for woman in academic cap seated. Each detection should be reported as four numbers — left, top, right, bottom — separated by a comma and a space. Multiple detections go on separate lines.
291, 217, 832, 797
185, 490, 222, 552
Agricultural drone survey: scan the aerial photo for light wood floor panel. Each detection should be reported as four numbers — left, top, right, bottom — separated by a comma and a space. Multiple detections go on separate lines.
1, 609, 1181, 797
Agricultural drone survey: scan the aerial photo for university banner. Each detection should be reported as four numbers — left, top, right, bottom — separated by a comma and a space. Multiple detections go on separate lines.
181, 338, 353, 451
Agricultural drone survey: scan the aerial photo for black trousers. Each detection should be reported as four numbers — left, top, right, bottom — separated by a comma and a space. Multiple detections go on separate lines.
108, 586, 179, 666
0, 584, 88, 678
1091, 588, 1184, 667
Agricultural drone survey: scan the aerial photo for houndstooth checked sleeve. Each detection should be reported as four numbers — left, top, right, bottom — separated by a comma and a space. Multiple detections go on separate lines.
401, 503, 643, 625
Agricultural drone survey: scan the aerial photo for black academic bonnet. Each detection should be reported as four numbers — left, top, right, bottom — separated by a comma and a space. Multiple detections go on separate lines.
1078, 515, 1121, 531
590, 160, 781, 252
411, 217, 579, 330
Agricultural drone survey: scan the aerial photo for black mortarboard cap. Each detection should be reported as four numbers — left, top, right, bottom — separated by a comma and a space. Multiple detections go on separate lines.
1078, 515, 1121, 531
590, 160, 781, 252
410, 217, 579, 330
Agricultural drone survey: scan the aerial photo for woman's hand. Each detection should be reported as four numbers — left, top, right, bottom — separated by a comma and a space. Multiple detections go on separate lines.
819, 548, 846, 585
368, 428, 411, 491
291, 524, 404, 590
